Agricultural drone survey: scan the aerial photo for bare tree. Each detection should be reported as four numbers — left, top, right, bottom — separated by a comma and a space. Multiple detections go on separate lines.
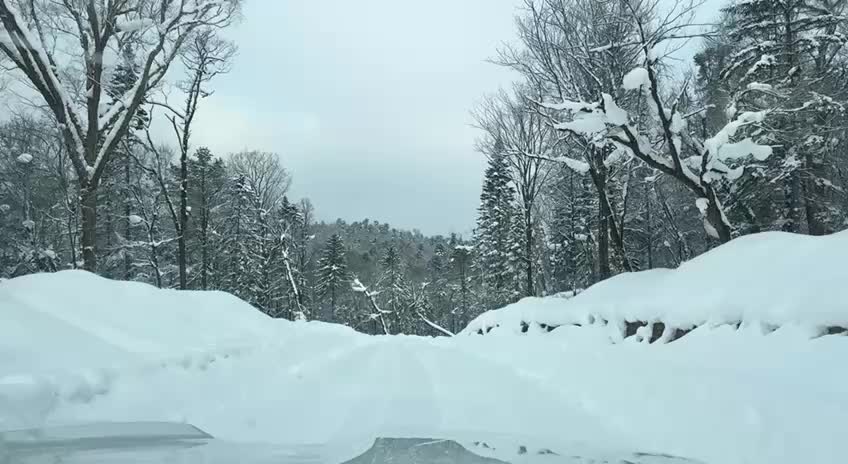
540, 0, 773, 243
159, 28, 235, 289
0, 0, 240, 271
228, 150, 292, 211
495, 0, 642, 276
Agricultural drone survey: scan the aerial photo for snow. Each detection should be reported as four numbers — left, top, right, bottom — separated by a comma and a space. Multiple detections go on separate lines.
128, 214, 144, 226
694, 197, 709, 215
557, 113, 607, 135
745, 54, 776, 80
16, 153, 33, 164
705, 111, 771, 164
622, 67, 650, 90
541, 99, 595, 112
725, 102, 738, 120
601, 93, 628, 125
647, 46, 658, 63
0, 271, 274, 375
351, 278, 368, 293
2, 230, 848, 464
551, 93, 629, 137
465, 230, 848, 334
747, 82, 772, 92
669, 112, 686, 134
588, 43, 614, 53
555, 156, 591, 174
603, 147, 628, 167
116, 19, 155, 32
718, 138, 773, 161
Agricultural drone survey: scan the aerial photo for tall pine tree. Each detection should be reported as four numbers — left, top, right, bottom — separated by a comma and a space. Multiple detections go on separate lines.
317, 233, 348, 321
473, 151, 520, 309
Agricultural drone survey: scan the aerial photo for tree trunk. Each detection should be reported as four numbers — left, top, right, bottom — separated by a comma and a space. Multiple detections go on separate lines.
106, 191, 114, 248
124, 152, 132, 279
598, 188, 611, 281
330, 286, 336, 322
646, 182, 653, 269
199, 165, 209, 290
593, 151, 611, 280
178, 150, 189, 289
80, 183, 98, 272
705, 188, 732, 243
524, 206, 533, 297
803, 152, 827, 235
783, 171, 802, 232
588, 154, 631, 274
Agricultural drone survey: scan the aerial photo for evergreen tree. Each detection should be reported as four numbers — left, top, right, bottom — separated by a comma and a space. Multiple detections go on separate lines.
317, 233, 348, 321
188, 147, 227, 290
449, 242, 474, 333
379, 243, 406, 330
473, 151, 520, 309
718, 0, 848, 234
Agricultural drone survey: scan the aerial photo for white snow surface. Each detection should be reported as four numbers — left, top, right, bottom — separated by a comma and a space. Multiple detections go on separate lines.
2, 230, 848, 464
622, 67, 650, 90
116, 18, 154, 32
0, 271, 274, 375
16, 153, 33, 164
466, 231, 848, 335
556, 156, 591, 174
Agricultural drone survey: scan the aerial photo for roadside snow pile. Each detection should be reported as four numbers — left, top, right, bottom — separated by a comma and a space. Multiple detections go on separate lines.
2, 265, 848, 464
0, 270, 276, 375
464, 231, 848, 339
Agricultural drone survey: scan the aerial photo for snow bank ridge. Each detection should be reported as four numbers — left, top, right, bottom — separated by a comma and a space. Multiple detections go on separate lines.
464, 231, 848, 342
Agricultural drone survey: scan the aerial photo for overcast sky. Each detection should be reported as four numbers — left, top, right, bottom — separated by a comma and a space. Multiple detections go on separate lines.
187, 0, 520, 237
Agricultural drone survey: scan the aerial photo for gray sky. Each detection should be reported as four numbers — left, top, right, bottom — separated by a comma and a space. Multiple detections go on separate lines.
189, 0, 520, 237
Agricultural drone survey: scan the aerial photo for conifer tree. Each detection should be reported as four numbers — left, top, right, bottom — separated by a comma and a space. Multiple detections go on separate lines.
317, 233, 348, 321
719, 0, 848, 234
473, 150, 520, 309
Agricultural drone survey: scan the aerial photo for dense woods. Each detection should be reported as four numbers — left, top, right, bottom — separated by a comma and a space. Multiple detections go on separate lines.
2, 0, 848, 335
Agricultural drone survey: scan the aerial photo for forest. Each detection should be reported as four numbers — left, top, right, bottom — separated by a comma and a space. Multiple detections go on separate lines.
1, 0, 847, 335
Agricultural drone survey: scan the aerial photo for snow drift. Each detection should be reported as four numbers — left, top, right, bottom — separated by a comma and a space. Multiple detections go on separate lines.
2, 232, 848, 464
0, 270, 276, 375
464, 231, 848, 340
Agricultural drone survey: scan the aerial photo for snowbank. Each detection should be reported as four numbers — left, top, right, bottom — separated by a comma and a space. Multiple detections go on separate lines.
2, 263, 848, 464
0, 271, 276, 375
464, 231, 848, 339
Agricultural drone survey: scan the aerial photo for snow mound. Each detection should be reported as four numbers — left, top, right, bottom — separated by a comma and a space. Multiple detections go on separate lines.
1, 265, 848, 464
0, 270, 276, 375
464, 231, 848, 338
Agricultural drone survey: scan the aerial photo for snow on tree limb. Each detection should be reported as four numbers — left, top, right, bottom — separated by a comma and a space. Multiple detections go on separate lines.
622, 67, 650, 90
418, 312, 455, 337
0, 0, 240, 185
